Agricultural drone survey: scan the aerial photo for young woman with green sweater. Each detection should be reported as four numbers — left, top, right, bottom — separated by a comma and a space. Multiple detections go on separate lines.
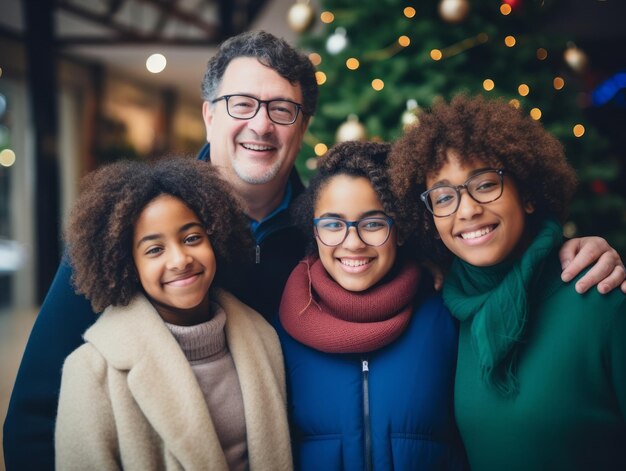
389, 94, 626, 471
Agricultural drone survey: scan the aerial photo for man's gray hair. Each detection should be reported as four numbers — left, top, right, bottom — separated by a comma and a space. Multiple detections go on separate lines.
201, 30, 318, 117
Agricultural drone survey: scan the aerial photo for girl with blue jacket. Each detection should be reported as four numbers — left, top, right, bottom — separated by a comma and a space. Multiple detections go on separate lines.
276, 141, 468, 470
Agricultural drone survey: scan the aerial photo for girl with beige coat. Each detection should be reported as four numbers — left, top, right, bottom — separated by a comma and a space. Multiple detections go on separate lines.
55, 158, 292, 470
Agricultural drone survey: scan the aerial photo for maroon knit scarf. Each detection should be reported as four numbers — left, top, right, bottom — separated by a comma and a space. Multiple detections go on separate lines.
279, 256, 420, 353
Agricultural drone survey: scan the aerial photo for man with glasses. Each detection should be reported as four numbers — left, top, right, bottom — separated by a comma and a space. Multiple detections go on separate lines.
4, 30, 625, 470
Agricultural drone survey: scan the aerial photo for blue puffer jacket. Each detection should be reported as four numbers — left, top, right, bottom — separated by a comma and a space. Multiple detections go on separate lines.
276, 294, 468, 471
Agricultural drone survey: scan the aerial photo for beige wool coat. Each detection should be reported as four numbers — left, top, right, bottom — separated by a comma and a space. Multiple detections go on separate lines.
55, 290, 292, 470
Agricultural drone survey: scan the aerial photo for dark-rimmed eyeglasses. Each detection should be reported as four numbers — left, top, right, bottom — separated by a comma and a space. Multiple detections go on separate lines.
211, 94, 303, 125
420, 169, 505, 217
313, 216, 394, 247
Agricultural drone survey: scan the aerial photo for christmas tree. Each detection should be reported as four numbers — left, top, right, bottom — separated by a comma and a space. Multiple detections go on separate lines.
290, 0, 626, 254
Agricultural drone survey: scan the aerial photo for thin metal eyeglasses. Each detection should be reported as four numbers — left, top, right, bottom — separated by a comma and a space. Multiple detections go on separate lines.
313, 216, 394, 247
420, 169, 505, 217
211, 94, 303, 125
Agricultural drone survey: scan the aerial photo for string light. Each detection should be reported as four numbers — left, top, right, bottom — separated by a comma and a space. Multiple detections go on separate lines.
404, 7, 416, 18
346, 58, 360, 70
483, 79, 495, 91
320, 11, 334, 23
314, 143, 328, 156
530, 108, 542, 120
372, 79, 385, 91
500, 4, 512, 15
536, 48, 548, 60
309, 53, 322, 66
553, 77, 565, 90
509, 99, 521, 109
573, 124, 585, 137
398, 36, 411, 47
430, 49, 443, 61
0, 148, 16, 167
518, 84, 530, 96
315, 71, 327, 85
146, 53, 167, 74
504, 36, 516, 47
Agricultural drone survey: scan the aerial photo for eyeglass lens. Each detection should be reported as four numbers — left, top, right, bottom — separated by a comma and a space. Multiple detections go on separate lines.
315, 217, 391, 247
425, 170, 503, 216
226, 95, 299, 124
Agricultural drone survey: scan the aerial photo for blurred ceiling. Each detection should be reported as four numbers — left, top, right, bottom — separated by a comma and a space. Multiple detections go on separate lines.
0, 0, 299, 100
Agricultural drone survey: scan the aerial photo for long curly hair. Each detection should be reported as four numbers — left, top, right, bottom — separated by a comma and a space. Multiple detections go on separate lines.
292, 140, 410, 255
65, 157, 254, 313
388, 94, 577, 263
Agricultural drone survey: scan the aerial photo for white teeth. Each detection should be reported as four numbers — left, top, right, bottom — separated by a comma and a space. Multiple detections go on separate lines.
460, 226, 494, 240
340, 259, 370, 267
242, 143, 273, 151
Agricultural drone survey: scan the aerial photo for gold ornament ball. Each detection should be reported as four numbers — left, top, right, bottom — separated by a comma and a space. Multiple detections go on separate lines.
438, 0, 470, 23
287, 2, 315, 33
564, 46, 589, 73
336, 115, 367, 142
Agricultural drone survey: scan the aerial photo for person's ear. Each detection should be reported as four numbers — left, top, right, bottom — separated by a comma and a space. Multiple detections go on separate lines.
202, 101, 214, 142
524, 200, 535, 214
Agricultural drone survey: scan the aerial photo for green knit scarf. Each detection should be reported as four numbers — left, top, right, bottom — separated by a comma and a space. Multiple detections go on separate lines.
442, 219, 563, 396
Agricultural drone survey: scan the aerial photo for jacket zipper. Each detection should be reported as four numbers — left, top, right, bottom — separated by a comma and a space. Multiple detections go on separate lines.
255, 244, 261, 264
362, 358, 372, 471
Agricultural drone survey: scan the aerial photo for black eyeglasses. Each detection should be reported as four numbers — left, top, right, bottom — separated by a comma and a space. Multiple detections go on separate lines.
313, 216, 394, 247
420, 169, 505, 217
211, 94, 303, 125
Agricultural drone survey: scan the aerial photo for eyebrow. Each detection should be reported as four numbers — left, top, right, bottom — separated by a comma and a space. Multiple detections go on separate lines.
318, 210, 387, 219
135, 222, 204, 248
229, 93, 298, 102
429, 166, 494, 187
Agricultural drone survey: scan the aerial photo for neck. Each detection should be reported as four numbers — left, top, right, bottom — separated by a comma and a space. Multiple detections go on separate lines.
235, 179, 287, 222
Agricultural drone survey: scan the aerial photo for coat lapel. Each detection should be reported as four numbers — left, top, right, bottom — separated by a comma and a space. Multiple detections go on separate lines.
85, 295, 229, 471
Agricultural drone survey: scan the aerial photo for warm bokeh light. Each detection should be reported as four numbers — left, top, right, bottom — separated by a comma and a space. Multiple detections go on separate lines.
483, 79, 495, 91
573, 124, 585, 137
518, 84, 530, 96
0, 67, 3, 77
314, 143, 328, 156
346, 58, 360, 70
305, 157, 318, 170
553, 77, 565, 90
430, 49, 443, 61
530, 108, 542, 120
372, 79, 385, 91
0, 148, 16, 167
146, 53, 167, 73
509, 99, 521, 109
536, 48, 548, 60
500, 4, 512, 15
404, 7, 416, 18
398, 35, 411, 47
315, 71, 327, 85
320, 11, 334, 23
504, 36, 516, 47
309, 52, 322, 66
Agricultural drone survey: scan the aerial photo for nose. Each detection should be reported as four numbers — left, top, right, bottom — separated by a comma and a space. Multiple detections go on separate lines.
456, 190, 483, 220
342, 226, 366, 250
247, 103, 274, 135
167, 244, 192, 270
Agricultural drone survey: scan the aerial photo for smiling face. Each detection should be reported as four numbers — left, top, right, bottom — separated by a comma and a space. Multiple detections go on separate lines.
202, 57, 308, 193
314, 174, 398, 292
132, 194, 216, 325
426, 151, 534, 267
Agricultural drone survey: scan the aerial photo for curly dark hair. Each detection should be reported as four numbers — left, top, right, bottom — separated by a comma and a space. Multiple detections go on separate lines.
388, 94, 578, 262
292, 140, 410, 255
201, 30, 318, 118
64, 157, 254, 313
